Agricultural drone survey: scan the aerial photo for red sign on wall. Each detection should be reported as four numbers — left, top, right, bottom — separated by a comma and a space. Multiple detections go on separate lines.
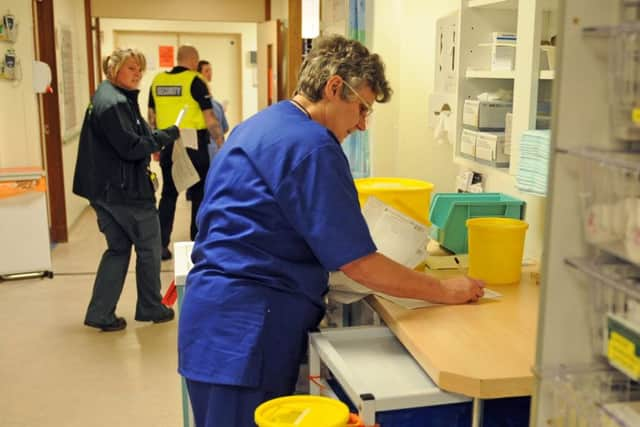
158, 46, 174, 68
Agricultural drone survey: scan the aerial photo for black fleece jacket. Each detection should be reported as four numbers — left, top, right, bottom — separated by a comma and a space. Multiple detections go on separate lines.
73, 80, 179, 207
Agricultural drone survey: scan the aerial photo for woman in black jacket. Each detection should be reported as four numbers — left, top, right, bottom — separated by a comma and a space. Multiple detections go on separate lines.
73, 48, 180, 331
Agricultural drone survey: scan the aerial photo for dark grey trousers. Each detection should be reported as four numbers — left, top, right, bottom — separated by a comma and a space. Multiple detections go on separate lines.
85, 200, 165, 325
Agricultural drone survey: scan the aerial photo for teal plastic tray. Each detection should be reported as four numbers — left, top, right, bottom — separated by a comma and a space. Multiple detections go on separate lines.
429, 193, 526, 254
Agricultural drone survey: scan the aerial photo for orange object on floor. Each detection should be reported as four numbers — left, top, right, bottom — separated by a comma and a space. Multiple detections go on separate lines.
347, 413, 378, 427
162, 280, 177, 306
346, 413, 364, 426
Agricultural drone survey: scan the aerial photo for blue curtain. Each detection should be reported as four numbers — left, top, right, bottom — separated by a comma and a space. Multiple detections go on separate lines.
343, 0, 370, 178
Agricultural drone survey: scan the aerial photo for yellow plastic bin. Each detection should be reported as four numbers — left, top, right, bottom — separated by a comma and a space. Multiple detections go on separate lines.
354, 177, 434, 226
466, 217, 528, 285
255, 395, 350, 427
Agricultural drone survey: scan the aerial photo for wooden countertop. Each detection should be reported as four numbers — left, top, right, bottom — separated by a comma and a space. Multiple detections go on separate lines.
368, 267, 539, 399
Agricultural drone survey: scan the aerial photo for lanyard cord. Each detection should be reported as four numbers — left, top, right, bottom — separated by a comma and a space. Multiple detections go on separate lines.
289, 99, 311, 119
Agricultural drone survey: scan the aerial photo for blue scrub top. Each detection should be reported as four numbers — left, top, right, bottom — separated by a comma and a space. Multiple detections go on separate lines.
211, 98, 229, 134
178, 101, 376, 390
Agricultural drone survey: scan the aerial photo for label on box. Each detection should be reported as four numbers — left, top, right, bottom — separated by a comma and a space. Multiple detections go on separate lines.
632, 108, 640, 124
475, 132, 507, 163
462, 100, 512, 130
607, 313, 640, 381
460, 129, 477, 157
463, 100, 480, 128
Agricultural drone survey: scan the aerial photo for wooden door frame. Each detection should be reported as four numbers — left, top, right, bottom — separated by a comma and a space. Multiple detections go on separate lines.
84, 0, 96, 96
33, 0, 68, 242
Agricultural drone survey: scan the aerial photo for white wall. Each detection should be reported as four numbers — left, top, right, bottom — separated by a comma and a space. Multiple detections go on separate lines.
99, 18, 258, 120
368, 1, 459, 195
368, 0, 545, 259
0, 0, 90, 231
55, 0, 92, 230
0, 1, 41, 169
270, 0, 288, 23
91, 0, 265, 22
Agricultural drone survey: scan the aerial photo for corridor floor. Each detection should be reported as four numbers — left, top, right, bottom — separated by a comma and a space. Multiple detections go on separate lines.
0, 198, 192, 427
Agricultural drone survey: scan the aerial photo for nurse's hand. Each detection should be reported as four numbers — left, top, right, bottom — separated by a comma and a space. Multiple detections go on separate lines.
439, 276, 485, 304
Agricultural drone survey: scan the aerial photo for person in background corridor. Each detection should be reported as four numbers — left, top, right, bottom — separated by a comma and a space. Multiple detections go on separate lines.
178, 35, 485, 426
148, 45, 224, 260
73, 48, 178, 331
197, 59, 230, 161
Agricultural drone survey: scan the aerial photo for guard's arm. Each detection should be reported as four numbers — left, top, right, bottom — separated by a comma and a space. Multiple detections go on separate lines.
203, 109, 224, 148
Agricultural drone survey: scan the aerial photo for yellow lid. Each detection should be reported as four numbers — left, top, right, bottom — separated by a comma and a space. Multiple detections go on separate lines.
354, 177, 435, 225
255, 395, 349, 427
466, 217, 528, 230
355, 177, 434, 193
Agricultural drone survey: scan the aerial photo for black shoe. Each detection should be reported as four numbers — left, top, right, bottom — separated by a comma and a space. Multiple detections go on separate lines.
161, 247, 172, 261
135, 307, 175, 323
84, 317, 127, 332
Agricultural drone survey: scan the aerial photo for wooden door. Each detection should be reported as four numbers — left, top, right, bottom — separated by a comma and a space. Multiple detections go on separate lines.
257, 20, 279, 110
34, 0, 68, 242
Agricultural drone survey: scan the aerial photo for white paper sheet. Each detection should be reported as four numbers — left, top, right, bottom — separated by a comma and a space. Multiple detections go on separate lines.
328, 271, 502, 310
328, 290, 370, 305
179, 128, 198, 150
171, 138, 200, 193
376, 288, 502, 310
362, 197, 430, 269
327, 197, 500, 310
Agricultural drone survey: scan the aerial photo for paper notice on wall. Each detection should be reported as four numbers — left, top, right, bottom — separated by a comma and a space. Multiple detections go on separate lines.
158, 46, 175, 68
362, 197, 430, 269
171, 138, 199, 193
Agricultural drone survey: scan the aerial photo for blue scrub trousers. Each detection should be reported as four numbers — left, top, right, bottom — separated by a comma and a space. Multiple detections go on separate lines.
186, 380, 284, 427
182, 289, 325, 427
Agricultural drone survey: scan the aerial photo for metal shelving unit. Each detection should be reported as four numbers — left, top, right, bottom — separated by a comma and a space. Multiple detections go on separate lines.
532, 0, 640, 425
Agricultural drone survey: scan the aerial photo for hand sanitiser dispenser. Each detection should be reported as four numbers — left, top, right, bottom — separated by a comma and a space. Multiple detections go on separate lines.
3, 48, 16, 80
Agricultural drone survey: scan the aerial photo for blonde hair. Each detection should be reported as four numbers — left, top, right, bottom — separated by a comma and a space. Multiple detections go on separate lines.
102, 48, 146, 81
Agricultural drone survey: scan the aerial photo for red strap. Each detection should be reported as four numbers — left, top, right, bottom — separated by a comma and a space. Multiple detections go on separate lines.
162, 280, 178, 306
308, 375, 327, 391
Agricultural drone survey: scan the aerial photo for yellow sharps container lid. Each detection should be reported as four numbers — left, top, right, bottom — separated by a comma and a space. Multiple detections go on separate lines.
255, 395, 349, 427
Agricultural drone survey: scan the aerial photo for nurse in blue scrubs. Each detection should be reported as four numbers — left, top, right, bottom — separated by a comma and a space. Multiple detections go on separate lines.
178, 34, 485, 427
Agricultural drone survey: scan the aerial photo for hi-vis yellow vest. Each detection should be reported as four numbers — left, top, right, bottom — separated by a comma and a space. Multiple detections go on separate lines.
151, 70, 206, 130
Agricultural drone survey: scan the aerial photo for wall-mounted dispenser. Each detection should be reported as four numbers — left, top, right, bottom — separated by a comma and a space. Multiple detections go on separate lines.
1, 48, 20, 81
0, 13, 16, 42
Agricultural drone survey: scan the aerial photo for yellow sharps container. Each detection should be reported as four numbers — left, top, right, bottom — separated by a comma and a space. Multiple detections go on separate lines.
466, 217, 528, 285
354, 177, 434, 226
255, 395, 349, 427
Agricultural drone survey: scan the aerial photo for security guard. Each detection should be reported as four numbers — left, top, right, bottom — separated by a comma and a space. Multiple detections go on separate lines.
148, 45, 223, 260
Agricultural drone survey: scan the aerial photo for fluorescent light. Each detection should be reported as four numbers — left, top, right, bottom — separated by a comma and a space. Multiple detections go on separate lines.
302, 0, 320, 39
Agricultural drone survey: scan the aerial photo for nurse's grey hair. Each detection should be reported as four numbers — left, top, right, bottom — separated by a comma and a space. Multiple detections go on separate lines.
102, 48, 147, 81
295, 34, 392, 103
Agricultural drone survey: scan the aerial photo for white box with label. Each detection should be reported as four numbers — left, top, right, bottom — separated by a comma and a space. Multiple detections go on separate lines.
463, 100, 512, 130
491, 45, 516, 71
475, 132, 509, 166
460, 129, 478, 157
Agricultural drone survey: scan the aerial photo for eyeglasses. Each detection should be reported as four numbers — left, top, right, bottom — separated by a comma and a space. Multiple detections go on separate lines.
342, 79, 374, 118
